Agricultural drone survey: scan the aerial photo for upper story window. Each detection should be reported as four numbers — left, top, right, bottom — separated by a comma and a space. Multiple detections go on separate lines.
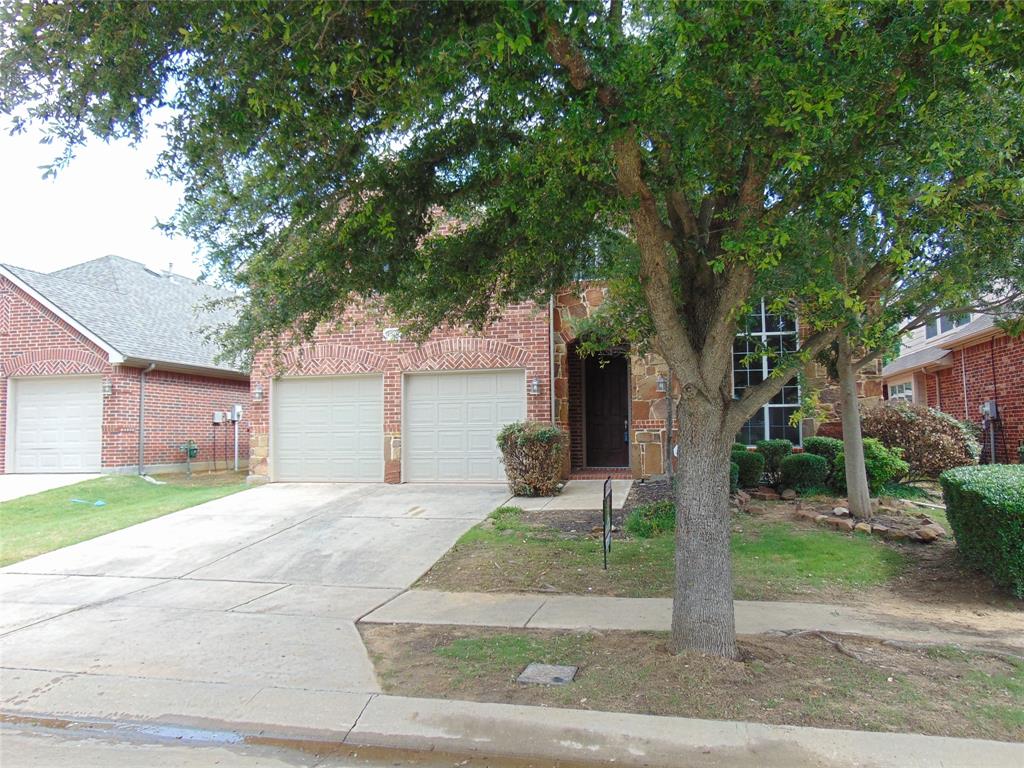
888, 381, 913, 403
733, 300, 801, 446
925, 313, 970, 339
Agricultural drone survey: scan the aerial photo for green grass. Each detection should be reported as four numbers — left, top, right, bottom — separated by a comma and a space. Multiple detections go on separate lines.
423, 511, 907, 600
0, 473, 248, 566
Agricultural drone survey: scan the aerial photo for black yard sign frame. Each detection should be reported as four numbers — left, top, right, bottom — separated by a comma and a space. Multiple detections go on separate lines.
602, 476, 612, 570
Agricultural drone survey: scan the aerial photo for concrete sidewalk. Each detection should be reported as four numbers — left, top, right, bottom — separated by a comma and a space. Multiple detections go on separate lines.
510, 479, 632, 510
0, 473, 100, 503
361, 589, 1024, 651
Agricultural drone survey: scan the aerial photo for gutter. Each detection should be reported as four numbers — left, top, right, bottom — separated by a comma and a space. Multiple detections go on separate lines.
138, 363, 156, 475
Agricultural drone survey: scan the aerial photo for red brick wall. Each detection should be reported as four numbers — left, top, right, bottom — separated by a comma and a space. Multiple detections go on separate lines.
248, 300, 553, 482
932, 334, 1023, 464
1, 276, 249, 473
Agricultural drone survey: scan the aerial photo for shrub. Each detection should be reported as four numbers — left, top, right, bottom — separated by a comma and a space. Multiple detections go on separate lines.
835, 437, 909, 495
862, 402, 980, 478
803, 435, 844, 487
780, 453, 830, 492
940, 465, 1024, 598
731, 449, 766, 489
496, 421, 566, 496
729, 461, 739, 494
732, 442, 750, 452
755, 439, 793, 484
625, 499, 676, 538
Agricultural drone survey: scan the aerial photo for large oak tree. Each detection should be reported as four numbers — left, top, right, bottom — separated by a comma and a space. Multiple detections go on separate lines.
3, 1, 1022, 658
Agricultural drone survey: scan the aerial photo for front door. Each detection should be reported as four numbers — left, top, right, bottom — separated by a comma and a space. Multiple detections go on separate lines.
585, 354, 629, 467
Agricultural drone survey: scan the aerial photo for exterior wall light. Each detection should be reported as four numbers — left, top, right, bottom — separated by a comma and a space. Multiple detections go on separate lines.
656, 374, 668, 393
528, 378, 541, 395
253, 383, 264, 402
102, 379, 113, 397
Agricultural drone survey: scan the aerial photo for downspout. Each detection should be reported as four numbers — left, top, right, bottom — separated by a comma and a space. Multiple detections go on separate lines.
138, 363, 156, 475
959, 350, 969, 420
549, 296, 557, 423
933, 372, 941, 410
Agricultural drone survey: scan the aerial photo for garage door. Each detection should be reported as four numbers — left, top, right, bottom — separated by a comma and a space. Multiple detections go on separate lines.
10, 376, 102, 473
273, 376, 383, 481
404, 370, 526, 482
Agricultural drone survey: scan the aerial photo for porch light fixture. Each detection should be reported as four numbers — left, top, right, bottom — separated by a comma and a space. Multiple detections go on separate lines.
253, 384, 264, 402
102, 378, 113, 397
656, 374, 668, 393
528, 378, 541, 395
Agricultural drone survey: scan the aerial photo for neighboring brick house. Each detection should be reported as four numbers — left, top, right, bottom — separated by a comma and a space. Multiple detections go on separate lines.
882, 314, 1023, 464
1, 256, 249, 474
250, 282, 836, 484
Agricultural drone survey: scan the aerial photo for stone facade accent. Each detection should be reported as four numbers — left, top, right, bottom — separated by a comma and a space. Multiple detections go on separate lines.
0, 276, 249, 473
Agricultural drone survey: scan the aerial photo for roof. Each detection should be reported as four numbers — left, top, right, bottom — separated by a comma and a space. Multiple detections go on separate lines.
882, 314, 1002, 379
1, 255, 244, 376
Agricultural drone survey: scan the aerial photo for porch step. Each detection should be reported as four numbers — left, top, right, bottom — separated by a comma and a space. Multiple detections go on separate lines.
569, 468, 633, 480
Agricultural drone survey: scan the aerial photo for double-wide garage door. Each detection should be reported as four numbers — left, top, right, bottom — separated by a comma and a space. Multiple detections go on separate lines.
272, 370, 525, 482
8, 376, 103, 473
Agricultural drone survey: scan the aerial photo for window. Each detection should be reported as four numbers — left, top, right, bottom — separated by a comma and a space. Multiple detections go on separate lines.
888, 381, 913, 403
925, 313, 970, 339
733, 300, 801, 445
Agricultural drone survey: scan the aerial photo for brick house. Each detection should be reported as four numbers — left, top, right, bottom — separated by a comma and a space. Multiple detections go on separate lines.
882, 314, 1023, 464
1, 256, 250, 474
249, 283, 824, 483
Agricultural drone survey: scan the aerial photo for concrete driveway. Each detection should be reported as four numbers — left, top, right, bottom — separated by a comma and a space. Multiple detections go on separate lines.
0, 482, 509, 731
0, 473, 100, 503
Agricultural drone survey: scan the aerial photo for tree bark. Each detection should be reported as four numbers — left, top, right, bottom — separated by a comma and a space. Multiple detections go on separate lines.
670, 395, 738, 659
837, 337, 872, 518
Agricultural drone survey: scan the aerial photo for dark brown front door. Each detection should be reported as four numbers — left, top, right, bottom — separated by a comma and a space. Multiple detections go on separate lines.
585, 354, 629, 467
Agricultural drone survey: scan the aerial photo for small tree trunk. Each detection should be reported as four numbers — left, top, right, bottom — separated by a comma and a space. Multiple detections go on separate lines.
837, 337, 871, 518
670, 397, 738, 658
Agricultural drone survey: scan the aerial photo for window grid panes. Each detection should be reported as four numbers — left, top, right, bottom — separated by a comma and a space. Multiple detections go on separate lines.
734, 300, 801, 446
925, 313, 970, 339
888, 381, 913, 403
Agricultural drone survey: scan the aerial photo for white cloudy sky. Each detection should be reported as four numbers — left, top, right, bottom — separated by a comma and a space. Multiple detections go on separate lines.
0, 118, 205, 278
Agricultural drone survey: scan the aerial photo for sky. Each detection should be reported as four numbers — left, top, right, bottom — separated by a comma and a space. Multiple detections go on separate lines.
0, 119, 205, 279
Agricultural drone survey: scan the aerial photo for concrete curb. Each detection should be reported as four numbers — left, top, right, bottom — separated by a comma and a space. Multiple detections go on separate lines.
5, 692, 1022, 768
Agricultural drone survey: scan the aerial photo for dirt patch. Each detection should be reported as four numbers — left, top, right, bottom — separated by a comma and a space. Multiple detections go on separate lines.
362, 624, 1024, 742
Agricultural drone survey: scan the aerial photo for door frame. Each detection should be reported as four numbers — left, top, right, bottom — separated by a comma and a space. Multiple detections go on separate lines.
581, 353, 631, 468
401, 367, 527, 483
269, 373, 386, 483
6, 374, 104, 474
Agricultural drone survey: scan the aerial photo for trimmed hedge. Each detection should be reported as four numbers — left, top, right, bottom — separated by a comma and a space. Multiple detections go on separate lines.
756, 439, 793, 484
803, 436, 844, 467
835, 437, 908, 495
731, 449, 766, 488
780, 453, 830, 491
940, 465, 1024, 598
497, 421, 566, 496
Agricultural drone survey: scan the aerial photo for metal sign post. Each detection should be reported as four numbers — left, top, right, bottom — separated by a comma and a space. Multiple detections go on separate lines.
602, 476, 612, 570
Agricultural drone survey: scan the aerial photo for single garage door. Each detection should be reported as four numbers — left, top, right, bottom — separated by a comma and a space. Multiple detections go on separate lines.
404, 369, 526, 482
10, 376, 102, 473
273, 375, 383, 481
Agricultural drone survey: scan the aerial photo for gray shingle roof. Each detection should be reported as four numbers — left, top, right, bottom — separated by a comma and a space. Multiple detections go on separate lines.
3, 255, 244, 375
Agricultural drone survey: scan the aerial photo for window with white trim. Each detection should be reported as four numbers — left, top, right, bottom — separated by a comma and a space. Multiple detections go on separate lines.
733, 300, 801, 446
925, 313, 970, 339
888, 381, 913, 403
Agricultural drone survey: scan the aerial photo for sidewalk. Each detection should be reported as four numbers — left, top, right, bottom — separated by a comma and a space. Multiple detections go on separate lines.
361, 589, 1024, 652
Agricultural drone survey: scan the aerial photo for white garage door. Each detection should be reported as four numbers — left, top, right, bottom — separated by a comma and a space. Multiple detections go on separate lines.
273, 376, 383, 481
404, 369, 526, 482
11, 377, 102, 473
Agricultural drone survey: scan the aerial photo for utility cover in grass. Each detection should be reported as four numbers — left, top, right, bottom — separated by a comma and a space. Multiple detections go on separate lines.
517, 663, 577, 685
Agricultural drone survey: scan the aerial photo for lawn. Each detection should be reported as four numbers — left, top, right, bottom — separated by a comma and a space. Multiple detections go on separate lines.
362, 624, 1024, 742
0, 472, 248, 567
417, 506, 906, 600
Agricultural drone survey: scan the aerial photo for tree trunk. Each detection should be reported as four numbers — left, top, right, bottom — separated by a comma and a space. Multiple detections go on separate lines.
837, 337, 872, 518
670, 396, 738, 658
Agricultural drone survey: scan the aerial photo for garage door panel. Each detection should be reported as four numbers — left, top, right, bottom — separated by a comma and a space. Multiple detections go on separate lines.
273, 376, 383, 482
12, 377, 102, 473
404, 369, 526, 482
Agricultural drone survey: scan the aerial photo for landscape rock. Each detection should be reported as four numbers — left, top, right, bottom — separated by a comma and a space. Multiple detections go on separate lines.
781, 489, 797, 500
750, 488, 781, 501
916, 523, 946, 542
745, 504, 768, 516
854, 522, 872, 534
826, 517, 855, 532
794, 509, 820, 523
871, 524, 890, 535
831, 506, 851, 517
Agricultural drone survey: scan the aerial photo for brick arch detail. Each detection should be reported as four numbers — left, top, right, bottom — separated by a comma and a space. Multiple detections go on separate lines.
278, 343, 391, 376
398, 338, 531, 371
6, 347, 108, 377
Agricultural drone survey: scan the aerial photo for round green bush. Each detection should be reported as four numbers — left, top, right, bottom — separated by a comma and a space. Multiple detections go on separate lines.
803, 435, 844, 487
625, 500, 676, 538
731, 449, 766, 488
730, 461, 739, 494
780, 453, 830, 492
835, 437, 909, 495
755, 439, 793, 484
